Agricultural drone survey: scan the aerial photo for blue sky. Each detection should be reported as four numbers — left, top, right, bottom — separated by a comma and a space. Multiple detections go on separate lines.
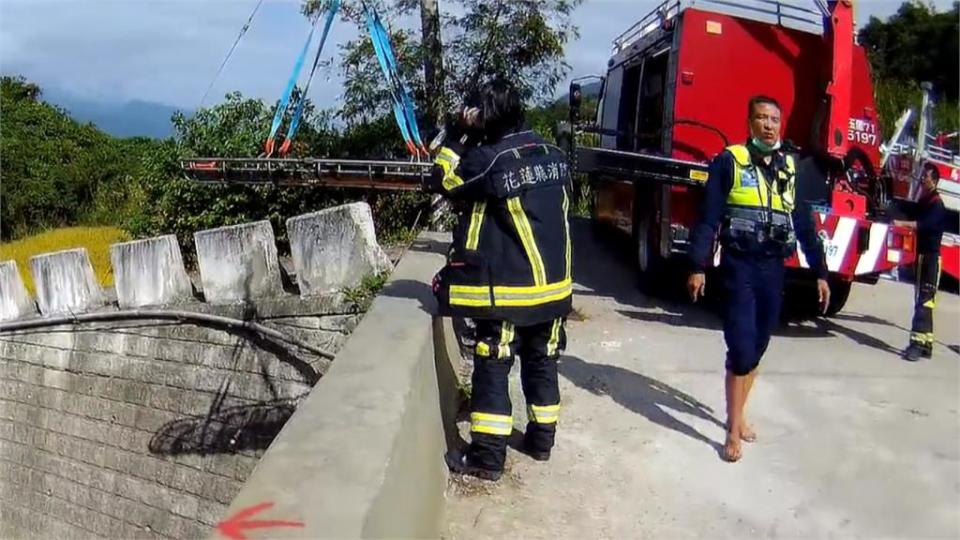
0, 0, 952, 111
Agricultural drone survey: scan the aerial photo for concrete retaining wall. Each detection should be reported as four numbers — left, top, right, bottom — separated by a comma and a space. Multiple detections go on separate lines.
0, 299, 357, 539
0, 261, 36, 321
111, 235, 193, 308
0, 203, 391, 539
221, 232, 454, 539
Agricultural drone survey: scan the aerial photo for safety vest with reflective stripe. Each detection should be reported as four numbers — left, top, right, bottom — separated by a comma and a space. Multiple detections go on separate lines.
429, 129, 573, 326
721, 144, 798, 256
726, 144, 796, 212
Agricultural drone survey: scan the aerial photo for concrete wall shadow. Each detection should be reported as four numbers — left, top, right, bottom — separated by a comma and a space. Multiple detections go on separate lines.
380, 278, 437, 316
149, 332, 320, 456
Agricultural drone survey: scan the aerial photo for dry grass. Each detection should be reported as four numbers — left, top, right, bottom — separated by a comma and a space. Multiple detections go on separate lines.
0, 226, 130, 295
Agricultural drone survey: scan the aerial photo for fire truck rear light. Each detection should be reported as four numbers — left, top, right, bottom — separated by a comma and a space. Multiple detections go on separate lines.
887, 233, 903, 250
706, 20, 722, 34
904, 234, 916, 253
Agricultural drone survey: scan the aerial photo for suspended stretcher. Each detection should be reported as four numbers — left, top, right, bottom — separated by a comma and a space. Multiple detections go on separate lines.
181, 156, 431, 190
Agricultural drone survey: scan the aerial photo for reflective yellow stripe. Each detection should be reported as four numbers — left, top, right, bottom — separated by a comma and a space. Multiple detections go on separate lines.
527, 403, 560, 424
726, 144, 793, 211
450, 279, 572, 296
438, 147, 459, 162
448, 279, 573, 307
442, 171, 464, 191
466, 201, 486, 250
476, 341, 491, 357
910, 332, 935, 345
923, 299, 936, 309
507, 197, 547, 286
498, 322, 514, 359
471, 412, 513, 435
562, 189, 571, 280
434, 147, 464, 191
546, 318, 561, 356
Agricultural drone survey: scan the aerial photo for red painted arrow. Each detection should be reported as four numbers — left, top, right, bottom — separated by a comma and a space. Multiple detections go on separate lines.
216, 502, 305, 540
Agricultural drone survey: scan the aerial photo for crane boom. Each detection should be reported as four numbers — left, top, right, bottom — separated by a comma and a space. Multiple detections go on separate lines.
824, 0, 855, 158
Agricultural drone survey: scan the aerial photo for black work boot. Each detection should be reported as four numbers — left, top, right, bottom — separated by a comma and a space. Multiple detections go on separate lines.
903, 343, 925, 362
445, 450, 502, 481
522, 443, 551, 462
922, 346, 933, 359
522, 429, 553, 462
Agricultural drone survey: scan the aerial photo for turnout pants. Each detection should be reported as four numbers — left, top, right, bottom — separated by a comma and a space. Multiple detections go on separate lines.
910, 253, 941, 352
468, 318, 566, 472
721, 250, 785, 376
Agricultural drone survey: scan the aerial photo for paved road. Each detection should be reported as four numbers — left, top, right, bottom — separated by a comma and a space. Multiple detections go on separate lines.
444, 221, 960, 539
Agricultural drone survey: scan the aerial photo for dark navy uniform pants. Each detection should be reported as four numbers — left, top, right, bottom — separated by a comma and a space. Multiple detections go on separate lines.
721, 250, 785, 376
910, 253, 940, 352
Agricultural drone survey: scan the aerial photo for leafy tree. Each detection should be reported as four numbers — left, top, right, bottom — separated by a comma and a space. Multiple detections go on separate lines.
859, 1, 959, 137
0, 76, 141, 240
859, 1, 959, 101
302, 0, 581, 127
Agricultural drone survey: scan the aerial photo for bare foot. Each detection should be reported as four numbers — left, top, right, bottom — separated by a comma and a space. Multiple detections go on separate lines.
726, 421, 757, 443
723, 430, 742, 462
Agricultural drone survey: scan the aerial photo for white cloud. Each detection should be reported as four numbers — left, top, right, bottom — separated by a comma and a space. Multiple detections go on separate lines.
0, 0, 353, 108
0, 0, 954, 108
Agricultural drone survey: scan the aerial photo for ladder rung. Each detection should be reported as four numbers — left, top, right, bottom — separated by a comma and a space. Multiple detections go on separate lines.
180, 157, 433, 191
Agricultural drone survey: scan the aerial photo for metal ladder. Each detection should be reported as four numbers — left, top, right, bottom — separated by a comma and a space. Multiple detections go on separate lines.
180, 157, 433, 191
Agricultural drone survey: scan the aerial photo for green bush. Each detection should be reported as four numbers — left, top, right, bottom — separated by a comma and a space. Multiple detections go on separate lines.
0, 76, 143, 240
122, 93, 429, 262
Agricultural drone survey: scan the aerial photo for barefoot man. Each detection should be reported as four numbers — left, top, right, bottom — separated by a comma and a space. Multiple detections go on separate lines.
687, 96, 830, 462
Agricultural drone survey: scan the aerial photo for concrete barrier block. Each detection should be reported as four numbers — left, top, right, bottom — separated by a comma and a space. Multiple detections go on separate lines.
194, 221, 283, 304
29, 249, 105, 316
0, 261, 38, 321
111, 235, 193, 308
287, 202, 392, 296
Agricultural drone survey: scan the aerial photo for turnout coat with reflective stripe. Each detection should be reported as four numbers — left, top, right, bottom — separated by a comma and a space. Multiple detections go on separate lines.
427, 129, 573, 326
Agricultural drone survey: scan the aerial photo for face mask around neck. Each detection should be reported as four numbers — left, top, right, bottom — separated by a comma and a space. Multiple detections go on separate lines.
750, 137, 781, 154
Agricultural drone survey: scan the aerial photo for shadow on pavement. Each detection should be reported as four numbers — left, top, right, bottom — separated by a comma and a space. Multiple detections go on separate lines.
779, 317, 903, 357
616, 307, 722, 331
570, 218, 725, 324
558, 355, 724, 453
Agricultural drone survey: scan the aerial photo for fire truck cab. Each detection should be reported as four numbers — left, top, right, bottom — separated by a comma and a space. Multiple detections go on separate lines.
569, 0, 917, 315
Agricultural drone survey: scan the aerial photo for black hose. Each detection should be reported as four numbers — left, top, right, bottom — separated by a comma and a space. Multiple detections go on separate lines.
0, 310, 335, 360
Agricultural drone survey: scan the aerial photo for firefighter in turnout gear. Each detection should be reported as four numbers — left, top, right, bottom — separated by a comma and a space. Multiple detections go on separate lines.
687, 96, 830, 463
424, 80, 573, 481
898, 164, 950, 361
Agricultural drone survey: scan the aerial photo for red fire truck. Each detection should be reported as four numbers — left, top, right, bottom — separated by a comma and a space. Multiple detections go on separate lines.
567, 0, 917, 315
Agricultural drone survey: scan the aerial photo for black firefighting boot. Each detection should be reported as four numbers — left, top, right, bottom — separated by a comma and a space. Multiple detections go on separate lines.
522, 422, 555, 462
445, 450, 502, 482
903, 343, 925, 362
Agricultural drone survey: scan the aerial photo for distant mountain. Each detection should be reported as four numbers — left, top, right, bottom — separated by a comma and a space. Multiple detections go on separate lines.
555, 80, 603, 106
40, 87, 188, 139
